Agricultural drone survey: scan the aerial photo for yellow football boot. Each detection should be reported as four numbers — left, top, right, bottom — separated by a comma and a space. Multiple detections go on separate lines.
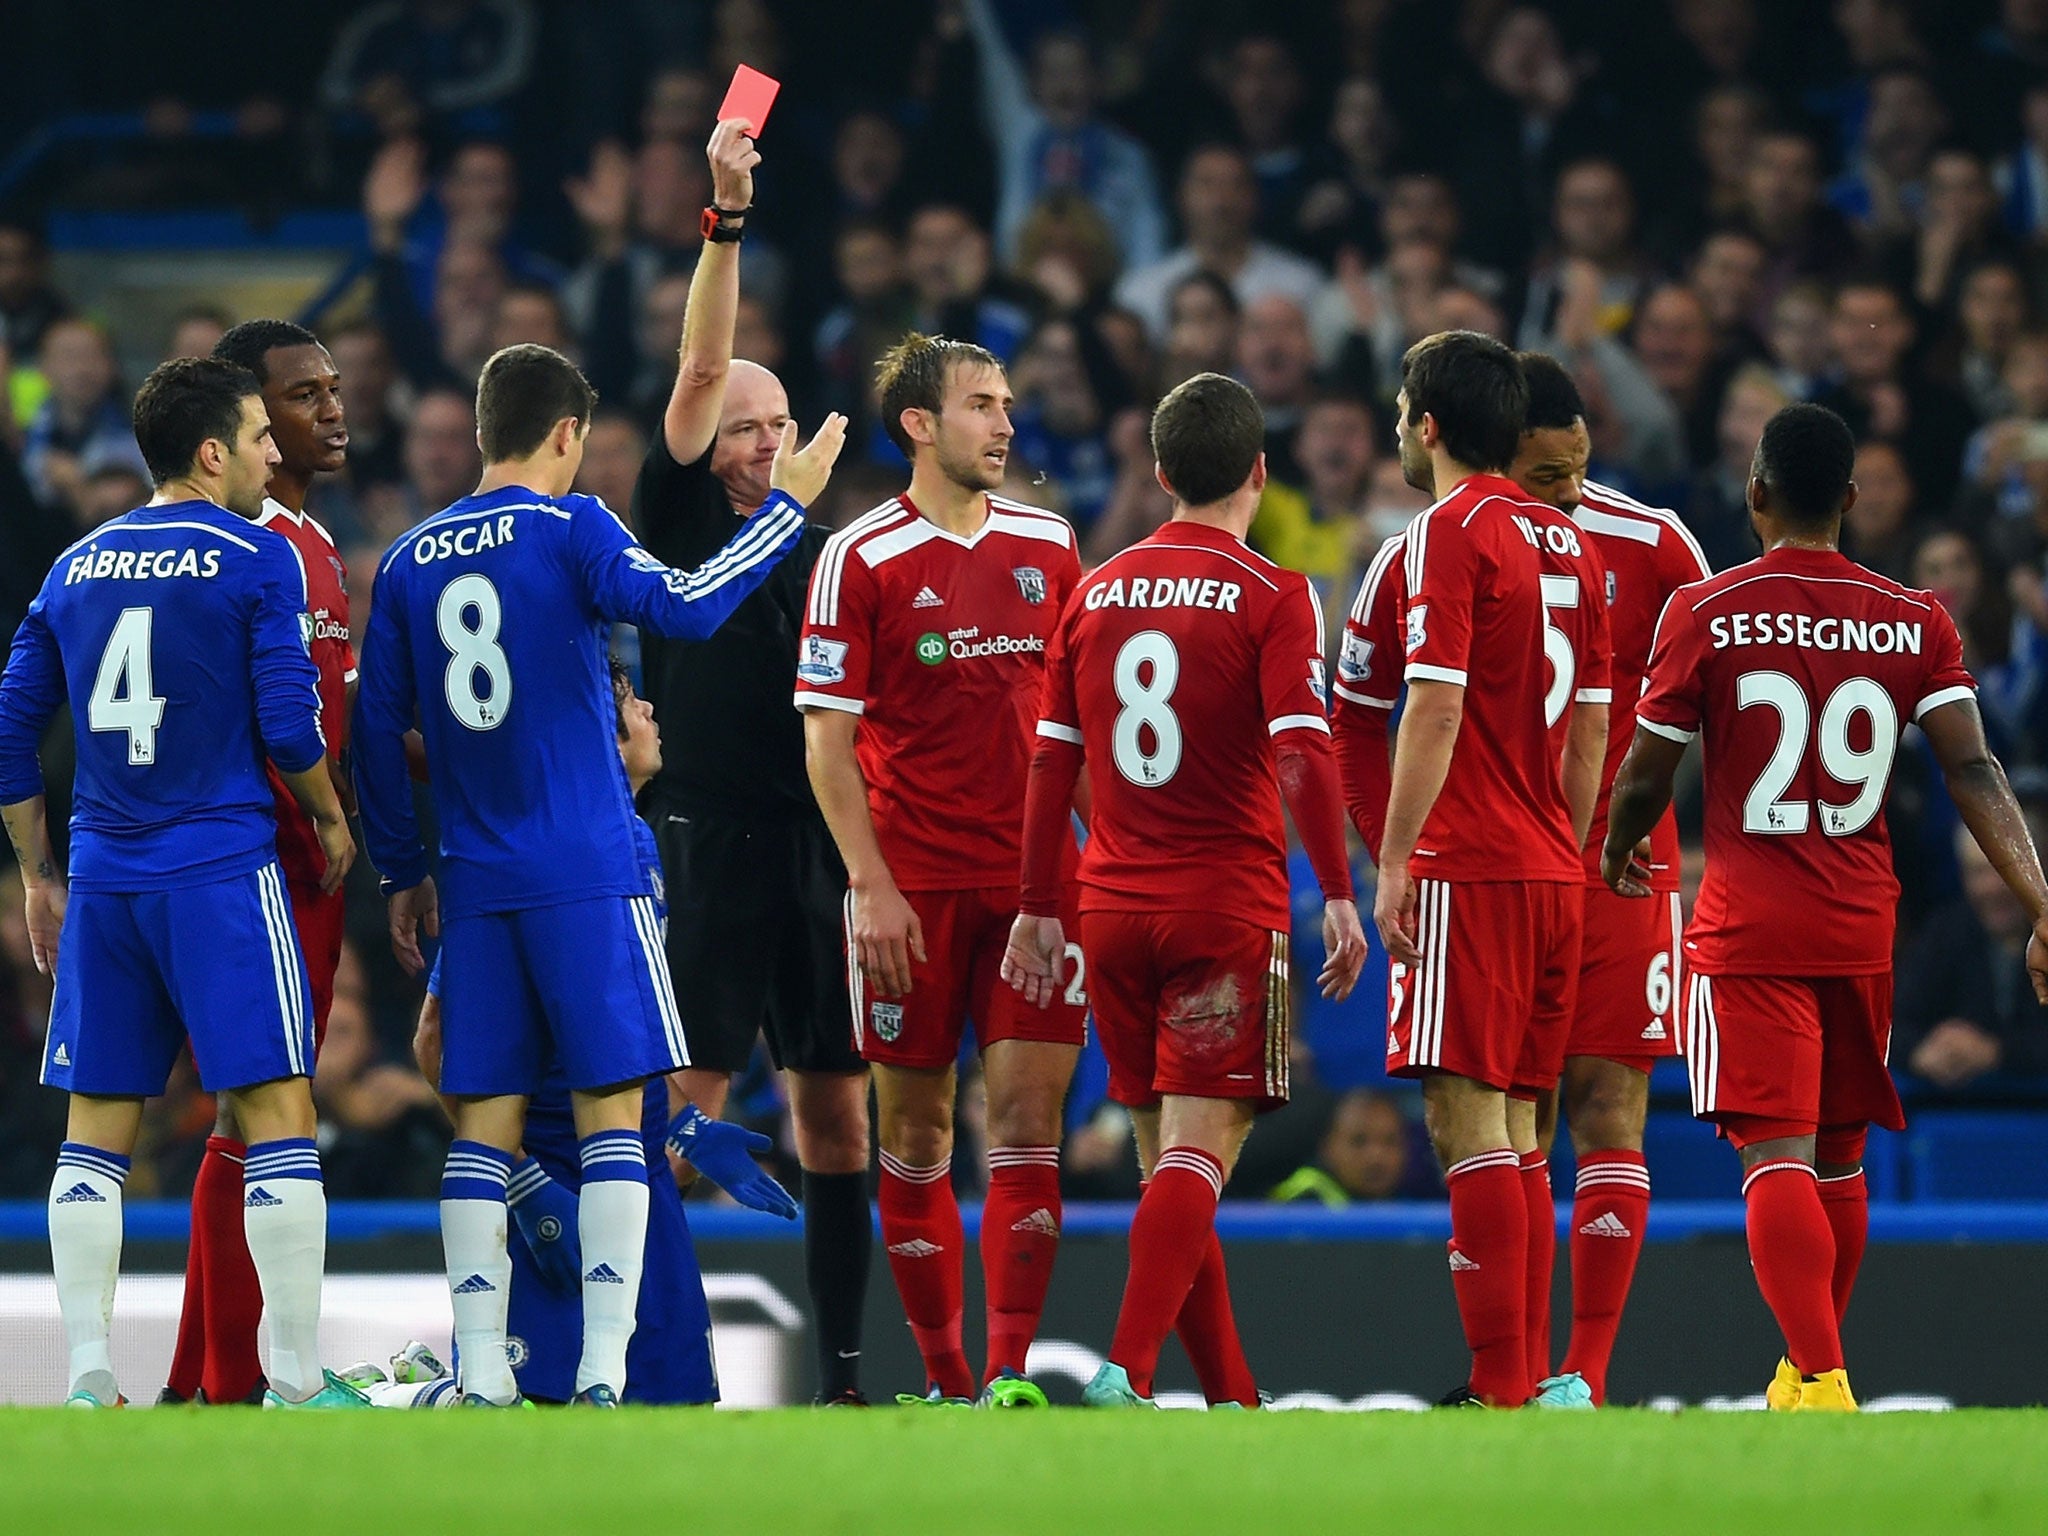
1765, 1357, 1800, 1412
1791, 1368, 1858, 1412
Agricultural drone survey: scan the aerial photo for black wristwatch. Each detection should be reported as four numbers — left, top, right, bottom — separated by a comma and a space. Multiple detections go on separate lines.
701, 204, 748, 244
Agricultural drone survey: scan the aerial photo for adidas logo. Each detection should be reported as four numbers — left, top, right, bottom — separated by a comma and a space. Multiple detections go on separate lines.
886, 1239, 943, 1258
1011, 1207, 1060, 1237
1579, 1212, 1633, 1239
244, 1186, 283, 1209
584, 1263, 626, 1285
1641, 1021, 1667, 1041
1448, 1249, 1480, 1272
912, 585, 944, 609
52, 1043, 70, 1067
54, 1182, 104, 1205
452, 1273, 496, 1295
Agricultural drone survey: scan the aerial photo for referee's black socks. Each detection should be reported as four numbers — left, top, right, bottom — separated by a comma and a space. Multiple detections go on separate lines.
803, 1169, 873, 1400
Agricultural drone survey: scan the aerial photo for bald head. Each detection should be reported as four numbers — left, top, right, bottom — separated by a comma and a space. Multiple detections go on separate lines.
709, 360, 791, 511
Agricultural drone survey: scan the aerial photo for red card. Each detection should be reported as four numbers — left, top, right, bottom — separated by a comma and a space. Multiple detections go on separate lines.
718, 64, 781, 137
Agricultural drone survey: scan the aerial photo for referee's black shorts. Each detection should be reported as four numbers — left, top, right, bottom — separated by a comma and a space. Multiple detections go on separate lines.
654, 807, 862, 1076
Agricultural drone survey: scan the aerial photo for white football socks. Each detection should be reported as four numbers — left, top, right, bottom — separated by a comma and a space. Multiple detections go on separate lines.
48, 1143, 127, 1405
441, 1140, 518, 1403
241, 1138, 329, 1402
574, 1130, 649, 1397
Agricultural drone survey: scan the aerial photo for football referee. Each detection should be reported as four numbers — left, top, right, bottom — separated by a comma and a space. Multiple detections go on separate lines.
628, 117, 873, 1404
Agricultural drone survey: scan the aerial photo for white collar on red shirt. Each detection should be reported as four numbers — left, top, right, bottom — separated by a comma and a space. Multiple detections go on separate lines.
257, 496, 300, 526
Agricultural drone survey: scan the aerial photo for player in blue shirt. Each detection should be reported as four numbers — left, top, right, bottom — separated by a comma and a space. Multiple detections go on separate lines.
0, 357, 366, 1408
353, 343, 843, 1405
367, 660, 795, 1407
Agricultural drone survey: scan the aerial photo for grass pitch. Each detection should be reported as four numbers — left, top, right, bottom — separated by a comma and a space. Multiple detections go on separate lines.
2, 1407, 2041, 1534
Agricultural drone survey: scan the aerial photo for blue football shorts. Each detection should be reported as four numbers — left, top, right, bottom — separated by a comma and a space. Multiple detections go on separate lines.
43, 860, 314, 1096
438, 894, 686, 1096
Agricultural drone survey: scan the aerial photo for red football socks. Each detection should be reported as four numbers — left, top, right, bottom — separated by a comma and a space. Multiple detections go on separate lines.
1818, 1170, 1868, 1326
877, 1150, 975, 1399
1742, 1160, 1842, 1375
1561, 1149, 1650, 1404
1445, 1149, 1530, 1406
165, 1177, 210, 1401
1518, 1150, 1555, 1387
981, 1147, 1062, 1383
1109, 1148, 1225, 1398
194, 1136, 265, 1403
1174, 1213, 1258, 1405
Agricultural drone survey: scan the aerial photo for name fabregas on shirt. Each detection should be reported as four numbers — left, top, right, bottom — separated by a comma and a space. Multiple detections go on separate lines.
64, 547, 223, 585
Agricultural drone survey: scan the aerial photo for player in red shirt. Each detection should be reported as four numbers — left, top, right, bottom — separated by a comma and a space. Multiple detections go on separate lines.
1001, 374, 1367, 1407
798, 334, 1084, 1407
1501, 355, 1710, 1405
1606, 403, 2048, 1411
159, 320, 355, 1406
1333, 355, 1611, 1404
1367, 332, 1602, 1408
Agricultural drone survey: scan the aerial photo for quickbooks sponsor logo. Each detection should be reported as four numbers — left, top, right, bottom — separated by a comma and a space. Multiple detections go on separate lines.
916, 632, 947, 666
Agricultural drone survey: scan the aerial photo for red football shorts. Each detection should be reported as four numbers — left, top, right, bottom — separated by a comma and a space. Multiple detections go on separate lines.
1683, 970, 1903, 1133
287, 880, 347, 1051
1386, 878, 1581, 1095
1079, 909, 1291, 1110
1570, 886, 1684, 1069
848, 885, 1086, 1069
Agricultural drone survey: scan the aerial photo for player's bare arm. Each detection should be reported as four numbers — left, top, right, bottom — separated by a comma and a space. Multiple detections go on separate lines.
1561, 698, 1608, 848
1374, 677, 1465, 963
276, 760, 356, 894
0, 795, 64, 975
804, 709, 926, 996
1601, 726, 1685, 898
1920, 696, 2048, 1002
663, 119, 760, 465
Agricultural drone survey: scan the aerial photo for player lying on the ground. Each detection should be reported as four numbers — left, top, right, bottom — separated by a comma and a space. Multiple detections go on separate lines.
1003, 372, 1367, 1408
1603, 402, 2048, 1412
0, 359, 366, 1407
383, 660, 793, 1405
353, 342, 843, 1405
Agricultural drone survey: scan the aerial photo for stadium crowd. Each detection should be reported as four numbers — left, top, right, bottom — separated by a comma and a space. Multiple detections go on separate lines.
5, 0, 2048, 1204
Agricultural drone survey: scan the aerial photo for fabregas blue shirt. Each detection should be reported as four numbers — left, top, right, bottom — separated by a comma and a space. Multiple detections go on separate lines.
0, 499, 325, 891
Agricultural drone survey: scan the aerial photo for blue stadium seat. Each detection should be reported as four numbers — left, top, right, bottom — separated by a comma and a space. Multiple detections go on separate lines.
1905, 1112, 2048, 1201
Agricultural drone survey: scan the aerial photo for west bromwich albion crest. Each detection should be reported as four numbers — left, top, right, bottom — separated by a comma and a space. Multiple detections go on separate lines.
1012, 566, 1047, 604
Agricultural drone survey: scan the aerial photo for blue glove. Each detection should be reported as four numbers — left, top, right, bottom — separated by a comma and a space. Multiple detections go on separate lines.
507, 1157, 583, 1294
666, 1105, 798, 1220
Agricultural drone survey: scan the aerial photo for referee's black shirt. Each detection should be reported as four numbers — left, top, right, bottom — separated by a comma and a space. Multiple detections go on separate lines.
630, 434, 829, 819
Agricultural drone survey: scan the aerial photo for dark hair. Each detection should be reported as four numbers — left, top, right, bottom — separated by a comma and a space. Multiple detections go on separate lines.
131, 357, 262, 485
1168, 268, 1240, 320
1752, 403, 1855, 527
874, 332, 1005, 456
212, 319, 319, 387
609, 656, 633, 740
1517, 352, 1585, 432
475, 344, 597, 462
1400, 330, 1526, 471
1151, 371, 1264, 506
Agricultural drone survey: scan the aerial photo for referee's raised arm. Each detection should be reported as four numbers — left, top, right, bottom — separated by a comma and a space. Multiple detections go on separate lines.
663, 119, 758, 471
